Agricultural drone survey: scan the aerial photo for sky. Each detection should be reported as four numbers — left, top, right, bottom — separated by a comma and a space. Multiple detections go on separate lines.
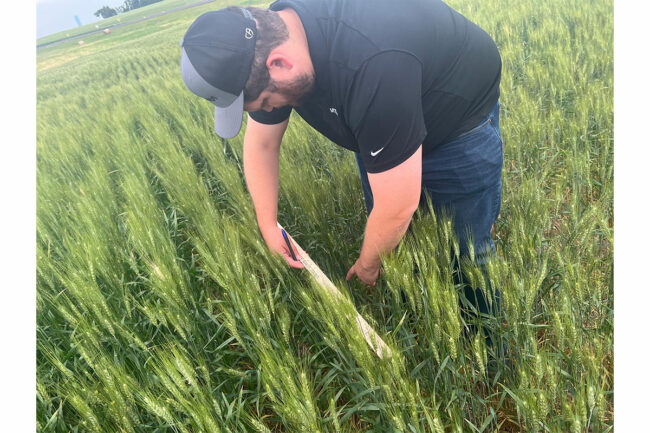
36, 0, 125, 38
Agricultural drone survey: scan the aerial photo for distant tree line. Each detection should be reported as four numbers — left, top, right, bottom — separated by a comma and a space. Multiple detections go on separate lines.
94, 0, 163, 19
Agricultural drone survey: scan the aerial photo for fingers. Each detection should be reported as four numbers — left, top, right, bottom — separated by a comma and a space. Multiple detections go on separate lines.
275, 228, 303, 267
346, 263, 377, 286
282, 251, 304, 269
267, 228, 303, 269
281, 242, 303, 268
287, 257, 305, 269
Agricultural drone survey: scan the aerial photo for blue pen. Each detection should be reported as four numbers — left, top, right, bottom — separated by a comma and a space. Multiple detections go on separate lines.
281, 229, 298, 261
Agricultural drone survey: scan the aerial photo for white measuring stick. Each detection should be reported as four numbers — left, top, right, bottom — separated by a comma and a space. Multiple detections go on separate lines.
278, 223, 392, 359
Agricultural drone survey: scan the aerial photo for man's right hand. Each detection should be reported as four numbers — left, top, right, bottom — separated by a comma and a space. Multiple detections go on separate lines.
260, 225, 304, 268
243, 116, 299, 268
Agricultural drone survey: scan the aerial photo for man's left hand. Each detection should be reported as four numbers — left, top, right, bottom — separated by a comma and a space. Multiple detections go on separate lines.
346, 258, 380, 286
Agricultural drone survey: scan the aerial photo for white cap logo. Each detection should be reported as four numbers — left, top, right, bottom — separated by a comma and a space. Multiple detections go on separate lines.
245, 28, 254, 39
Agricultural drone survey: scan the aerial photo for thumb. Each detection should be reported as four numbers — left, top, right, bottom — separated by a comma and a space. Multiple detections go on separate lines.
346, 266, 354, 281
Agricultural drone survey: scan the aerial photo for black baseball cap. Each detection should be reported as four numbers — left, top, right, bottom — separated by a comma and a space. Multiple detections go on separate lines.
180, 8, 257, 138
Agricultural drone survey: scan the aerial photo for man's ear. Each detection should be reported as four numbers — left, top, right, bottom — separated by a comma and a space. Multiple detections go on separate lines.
266, 52, 294, 81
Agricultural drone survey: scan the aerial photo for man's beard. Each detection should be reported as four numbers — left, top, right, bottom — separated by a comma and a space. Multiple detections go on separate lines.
268, 72, 315, 107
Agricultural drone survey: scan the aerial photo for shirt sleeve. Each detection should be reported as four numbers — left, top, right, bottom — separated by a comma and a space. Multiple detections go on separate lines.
346, 51, 427, 173
248, 105, 292, 124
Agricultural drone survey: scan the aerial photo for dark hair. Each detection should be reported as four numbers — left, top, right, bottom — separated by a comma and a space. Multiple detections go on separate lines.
228, 7, 289, 102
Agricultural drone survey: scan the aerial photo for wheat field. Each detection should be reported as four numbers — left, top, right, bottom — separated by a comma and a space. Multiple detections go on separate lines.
36, 0, 613, 431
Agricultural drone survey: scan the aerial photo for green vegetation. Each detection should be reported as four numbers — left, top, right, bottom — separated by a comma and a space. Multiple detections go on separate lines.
37, 0, 204, 47
36, 0, 613, 431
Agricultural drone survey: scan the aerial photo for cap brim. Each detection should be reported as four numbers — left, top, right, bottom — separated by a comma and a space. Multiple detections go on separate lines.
214, 92, 244, 138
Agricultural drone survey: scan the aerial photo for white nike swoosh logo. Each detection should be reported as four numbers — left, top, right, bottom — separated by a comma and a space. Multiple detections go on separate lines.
370, 147, 385, 157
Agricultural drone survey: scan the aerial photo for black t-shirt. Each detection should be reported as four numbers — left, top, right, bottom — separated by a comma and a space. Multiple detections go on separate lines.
250, 0, 501, 173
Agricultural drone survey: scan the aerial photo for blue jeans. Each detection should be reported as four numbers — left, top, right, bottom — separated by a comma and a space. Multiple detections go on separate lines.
355, 102, 503, 338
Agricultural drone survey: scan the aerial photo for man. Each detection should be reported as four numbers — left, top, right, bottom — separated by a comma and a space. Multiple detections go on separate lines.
180, 0, 503, 334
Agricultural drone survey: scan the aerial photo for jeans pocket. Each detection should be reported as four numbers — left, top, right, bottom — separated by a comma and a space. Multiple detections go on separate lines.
454, 116, 491, 139
488, 118, 502, 143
